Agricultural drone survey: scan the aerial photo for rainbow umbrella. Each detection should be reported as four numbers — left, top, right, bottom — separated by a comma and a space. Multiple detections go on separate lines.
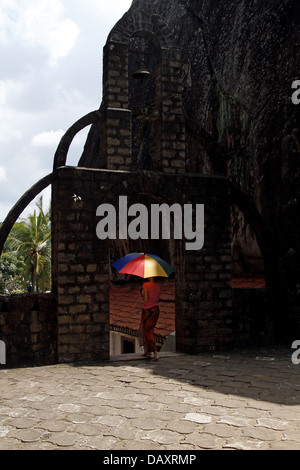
111, 253, 174, 278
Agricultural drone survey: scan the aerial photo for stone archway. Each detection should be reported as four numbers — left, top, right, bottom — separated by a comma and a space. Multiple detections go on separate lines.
52, 167, 232, 362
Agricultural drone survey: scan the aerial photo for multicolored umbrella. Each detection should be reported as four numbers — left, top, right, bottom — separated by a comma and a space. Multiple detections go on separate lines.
111, 253, 175, 279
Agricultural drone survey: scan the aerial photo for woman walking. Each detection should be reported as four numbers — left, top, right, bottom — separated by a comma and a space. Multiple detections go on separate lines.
139, 277, 161, 360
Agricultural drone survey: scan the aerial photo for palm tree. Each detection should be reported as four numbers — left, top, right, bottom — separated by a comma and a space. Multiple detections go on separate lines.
7, 197, 51, 293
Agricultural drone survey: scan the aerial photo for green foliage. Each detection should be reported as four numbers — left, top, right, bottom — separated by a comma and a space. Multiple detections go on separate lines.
0, 252, 26, 293
1, 196, 51, 293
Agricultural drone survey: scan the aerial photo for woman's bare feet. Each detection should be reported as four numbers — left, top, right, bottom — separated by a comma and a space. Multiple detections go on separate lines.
141, 352, 151, 358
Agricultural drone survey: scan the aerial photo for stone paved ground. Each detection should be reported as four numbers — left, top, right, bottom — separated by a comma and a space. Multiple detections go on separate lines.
0, 348, 300, 450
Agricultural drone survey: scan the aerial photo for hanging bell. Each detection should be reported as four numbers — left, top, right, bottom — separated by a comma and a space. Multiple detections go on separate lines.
132, 68, 152, 80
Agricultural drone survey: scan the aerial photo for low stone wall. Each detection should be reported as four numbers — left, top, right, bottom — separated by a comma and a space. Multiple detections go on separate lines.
0, 288, 290, 368
0, 294, 57, 368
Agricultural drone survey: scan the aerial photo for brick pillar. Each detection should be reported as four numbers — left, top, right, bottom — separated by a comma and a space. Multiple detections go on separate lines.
158, 48, 186, 173
52, 168, 110, 363
101, 36, 185, 173
175, 176, 232, 354
101, 42, 132, 171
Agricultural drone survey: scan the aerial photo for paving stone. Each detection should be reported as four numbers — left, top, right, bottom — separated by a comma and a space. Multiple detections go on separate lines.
183, 432, 220, 449
92, 415, 125, 427
223, 438, 265, 450
123, 392, 152, 402
269, 440, 300, 450
218, 415, 251, 427
183, 413, 212, 424
116, 408, 147, 419
201, 405, 230, 416
141, 429, 180, 445
256, 417, 289, 430
64, 412, 93, 424
272, 408, 300, 420
203, 423, 237, 438
163, 403, 192, 413
0, 426, 11, 437
182, 396, 213, 406
232, 407, 270, 418
282, 430, 300, 442
104, 427, 140, 440
36, 420, 69, 432
44, 432, 79, 447
72, 423, 106, 436
57, 403, 82, 412
95, 392, 122, 401
121, 439, 161, 450
5, 417, 39, 429
1, 349, 300, 450
243, 427, 283, 441
81, 436, 118, 450
8, 429, 43, 443
0, 439, 20, 450
165, 419, 197, 434
0, 407, 29, 418
129, 418, 166, 431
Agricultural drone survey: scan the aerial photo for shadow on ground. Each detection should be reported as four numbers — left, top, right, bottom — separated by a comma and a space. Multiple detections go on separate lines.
72, 347, 300, 406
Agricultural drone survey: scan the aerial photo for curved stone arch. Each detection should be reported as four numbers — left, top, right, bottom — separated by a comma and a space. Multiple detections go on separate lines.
53, 110, 102, 170
0, 172, 55, 257
107, 9, 177, 51
0, 110, 102, 257
130, 29, 162, 58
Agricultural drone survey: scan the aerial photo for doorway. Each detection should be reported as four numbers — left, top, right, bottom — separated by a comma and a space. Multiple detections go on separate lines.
108, 192, 177, 359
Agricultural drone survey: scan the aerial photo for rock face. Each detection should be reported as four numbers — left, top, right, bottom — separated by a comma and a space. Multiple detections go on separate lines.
80, 0, 299, 282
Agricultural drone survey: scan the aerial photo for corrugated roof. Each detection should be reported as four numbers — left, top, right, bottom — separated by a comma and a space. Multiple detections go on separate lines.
109, 275, 265, 341
231, 275, 265, 288
109, 282, 175, 343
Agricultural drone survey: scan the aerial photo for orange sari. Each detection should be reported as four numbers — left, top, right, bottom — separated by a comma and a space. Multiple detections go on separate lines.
139, 306, 160, 353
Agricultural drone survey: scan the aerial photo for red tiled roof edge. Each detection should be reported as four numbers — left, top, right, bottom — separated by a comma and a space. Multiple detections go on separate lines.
110, 324, 168, 344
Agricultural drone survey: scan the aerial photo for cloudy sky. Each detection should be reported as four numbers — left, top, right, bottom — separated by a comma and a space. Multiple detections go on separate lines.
0, 0, 133, 221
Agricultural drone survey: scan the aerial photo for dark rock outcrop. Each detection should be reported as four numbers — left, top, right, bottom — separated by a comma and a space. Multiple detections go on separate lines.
80, 0, 299, 282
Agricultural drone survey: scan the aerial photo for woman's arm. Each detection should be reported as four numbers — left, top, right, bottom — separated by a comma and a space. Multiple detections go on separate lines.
143, 287, 148, 303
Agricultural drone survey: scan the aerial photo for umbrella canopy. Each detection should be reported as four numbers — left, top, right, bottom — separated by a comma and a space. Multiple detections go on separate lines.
111, 253, 175, 278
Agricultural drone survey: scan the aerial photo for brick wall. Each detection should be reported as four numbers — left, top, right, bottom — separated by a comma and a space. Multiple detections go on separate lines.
101, 8, 186, 174
0, 294, 57, 367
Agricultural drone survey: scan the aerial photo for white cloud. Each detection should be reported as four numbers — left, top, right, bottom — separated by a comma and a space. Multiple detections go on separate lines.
0, 167, 7, 181
0, 0, 133, 221
0, 81, 5, 105
31, 130, 64, 148
0, 0, 79, 65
